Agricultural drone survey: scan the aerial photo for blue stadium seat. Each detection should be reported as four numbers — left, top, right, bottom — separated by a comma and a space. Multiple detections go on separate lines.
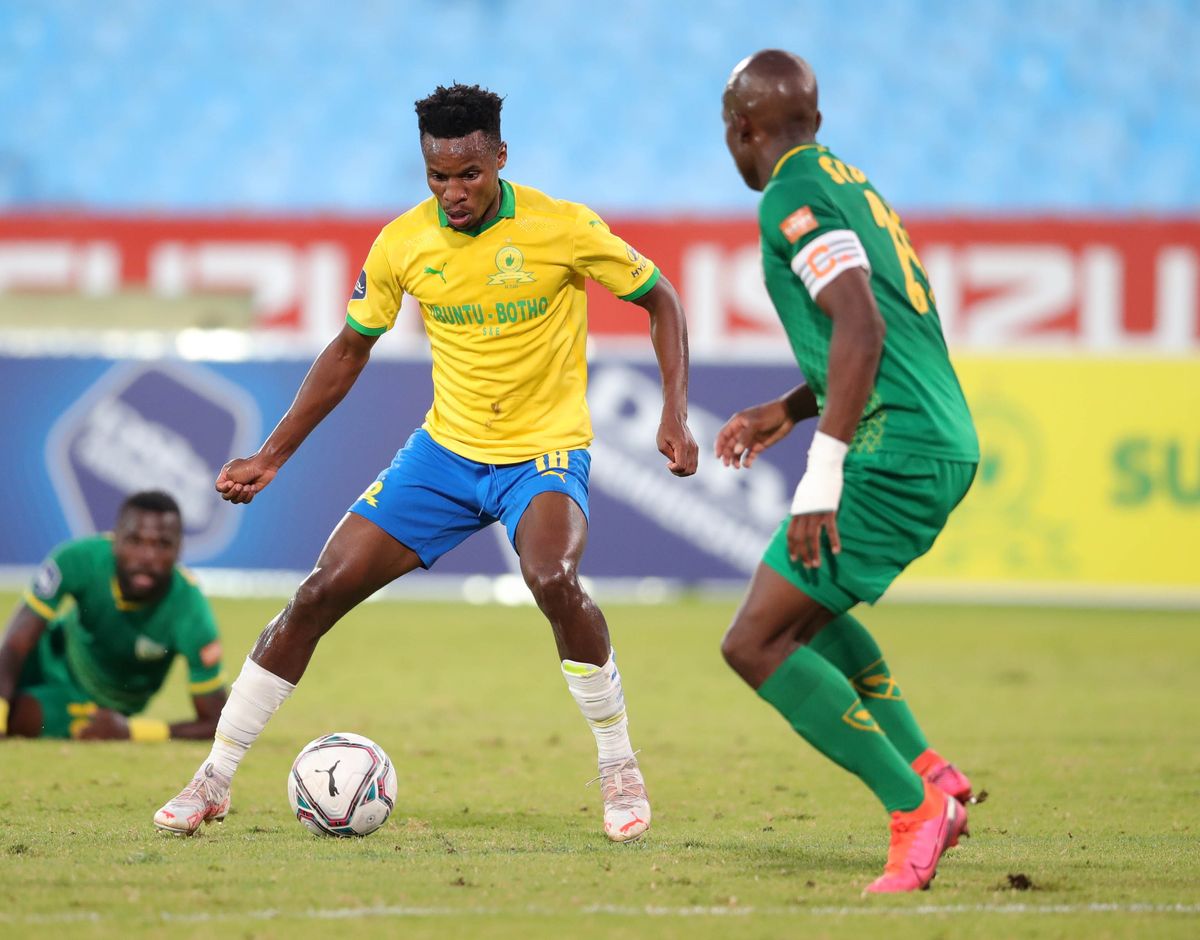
0, 0, 1196, 212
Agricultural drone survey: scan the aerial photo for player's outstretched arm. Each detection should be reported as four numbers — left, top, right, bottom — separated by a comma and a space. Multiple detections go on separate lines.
715, 384, 818, 469
787, 267, 885, 568
0, 604, 48, 737
73, 689, 226, 741
630, 275, 699, 477
217, 324, 380, 504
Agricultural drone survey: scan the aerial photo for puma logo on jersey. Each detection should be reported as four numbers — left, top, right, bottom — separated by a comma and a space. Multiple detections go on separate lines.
424, 263, 448, 283
534, 452, 568, 473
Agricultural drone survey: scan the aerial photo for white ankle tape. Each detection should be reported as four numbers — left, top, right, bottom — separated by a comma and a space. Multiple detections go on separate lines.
562, 652, 633, 762
562, 653, 624, 720
212, 657, 295, 755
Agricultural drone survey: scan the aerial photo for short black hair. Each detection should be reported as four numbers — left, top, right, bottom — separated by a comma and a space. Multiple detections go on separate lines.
118, 490, 181, 522
415, 83, 503, 145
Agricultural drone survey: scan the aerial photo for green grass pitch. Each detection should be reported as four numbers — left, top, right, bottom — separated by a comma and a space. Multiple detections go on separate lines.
1, 592, 1198, 939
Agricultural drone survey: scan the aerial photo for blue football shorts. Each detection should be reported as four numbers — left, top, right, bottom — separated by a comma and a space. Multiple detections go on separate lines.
348, 428, 591, 567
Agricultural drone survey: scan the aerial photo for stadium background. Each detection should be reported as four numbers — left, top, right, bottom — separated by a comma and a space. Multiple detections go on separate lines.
0, 0, 1197, 607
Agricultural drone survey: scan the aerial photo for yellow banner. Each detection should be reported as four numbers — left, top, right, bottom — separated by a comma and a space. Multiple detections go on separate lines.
906, 357, 1200, 591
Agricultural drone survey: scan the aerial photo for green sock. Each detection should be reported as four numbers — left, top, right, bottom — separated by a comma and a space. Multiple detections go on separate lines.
757, 646, 924, 813
808, 613, 930, 763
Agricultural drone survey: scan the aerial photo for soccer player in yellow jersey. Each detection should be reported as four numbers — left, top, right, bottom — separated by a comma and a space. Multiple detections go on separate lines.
155, 84, 699, 841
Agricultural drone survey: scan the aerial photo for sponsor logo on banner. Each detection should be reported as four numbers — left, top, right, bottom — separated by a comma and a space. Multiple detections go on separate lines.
1, 215, 1196, 353
588, 364, 792, 575
1111, 437, 1200, 507
45, 363, 260, 563
908, 357, 1199, 590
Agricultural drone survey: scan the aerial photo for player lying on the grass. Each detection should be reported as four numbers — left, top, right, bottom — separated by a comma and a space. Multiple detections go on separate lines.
155, 83, 699, 840
0, 491, 226, 741
715, 50, 979, 894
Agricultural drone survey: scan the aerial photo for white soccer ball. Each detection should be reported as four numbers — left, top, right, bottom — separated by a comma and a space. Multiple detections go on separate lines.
287, 732, 397, 837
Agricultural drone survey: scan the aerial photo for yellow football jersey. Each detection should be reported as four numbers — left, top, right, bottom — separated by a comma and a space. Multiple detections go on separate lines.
346, 180, 659, 463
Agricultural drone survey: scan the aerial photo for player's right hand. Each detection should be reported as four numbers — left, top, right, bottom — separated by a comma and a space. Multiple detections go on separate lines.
215, 454, 279, 505
72, 707, 130, 740
715, 400, 796, 469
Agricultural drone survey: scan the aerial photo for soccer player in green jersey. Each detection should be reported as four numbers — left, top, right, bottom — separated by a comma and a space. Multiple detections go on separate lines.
715, 50, 979, 893
0, 491, 226, 742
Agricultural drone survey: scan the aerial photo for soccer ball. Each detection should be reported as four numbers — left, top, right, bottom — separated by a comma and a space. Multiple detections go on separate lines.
287, 732, 397, 837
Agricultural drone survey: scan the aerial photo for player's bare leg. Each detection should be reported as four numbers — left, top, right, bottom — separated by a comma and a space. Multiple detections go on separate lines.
516, 492, 650, 843
722, 565, 964, 891
721, 563, 836, 687
248, 514, 423, 683
155, 514, 421, 835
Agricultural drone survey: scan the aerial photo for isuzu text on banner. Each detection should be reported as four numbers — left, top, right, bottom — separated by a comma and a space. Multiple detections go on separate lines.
2, 215, 1196, 356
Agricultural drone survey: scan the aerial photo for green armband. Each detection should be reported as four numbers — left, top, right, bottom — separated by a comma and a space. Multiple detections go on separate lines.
128, 717, 170, 742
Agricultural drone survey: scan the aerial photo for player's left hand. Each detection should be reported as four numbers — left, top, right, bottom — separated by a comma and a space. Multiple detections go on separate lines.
73, 708, 131, 741
787, 511, 841, 569
657, 413, 699, 477
786, 431, 847, 568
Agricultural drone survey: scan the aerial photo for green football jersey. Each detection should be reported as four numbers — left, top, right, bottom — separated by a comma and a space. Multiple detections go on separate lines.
22, 535, 223, 714
758, 144, 978, 462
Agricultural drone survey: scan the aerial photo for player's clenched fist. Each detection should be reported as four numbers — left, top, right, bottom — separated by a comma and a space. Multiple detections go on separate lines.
657, 413, 699, 477
215, 454, 279, 504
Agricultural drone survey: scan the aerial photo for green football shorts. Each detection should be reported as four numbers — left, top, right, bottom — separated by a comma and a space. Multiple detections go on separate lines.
15, 612, 99, 738
763, 454, 977, 615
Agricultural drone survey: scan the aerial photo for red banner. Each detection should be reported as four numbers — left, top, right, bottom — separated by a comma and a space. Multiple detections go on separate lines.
1, 214, 1196, 355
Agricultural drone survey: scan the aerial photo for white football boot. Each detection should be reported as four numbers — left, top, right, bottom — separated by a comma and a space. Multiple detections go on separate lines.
592, 754, 651, 843
153, 762, 231, 835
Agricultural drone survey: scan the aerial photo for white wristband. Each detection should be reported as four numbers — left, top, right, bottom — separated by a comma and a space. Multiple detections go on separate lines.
790, 431, 848, 515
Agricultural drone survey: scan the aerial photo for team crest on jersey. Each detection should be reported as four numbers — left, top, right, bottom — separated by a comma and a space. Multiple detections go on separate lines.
780, 205, 818, 243
487, 247, 535, 288
134, 635, 170, 661
351, 269, 367, 300
33, 559, 62, 599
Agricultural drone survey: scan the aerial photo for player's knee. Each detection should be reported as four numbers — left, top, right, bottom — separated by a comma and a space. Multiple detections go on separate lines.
289, 573, 350, 631
720, 623, 756, 679
523, 562, 581, 613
